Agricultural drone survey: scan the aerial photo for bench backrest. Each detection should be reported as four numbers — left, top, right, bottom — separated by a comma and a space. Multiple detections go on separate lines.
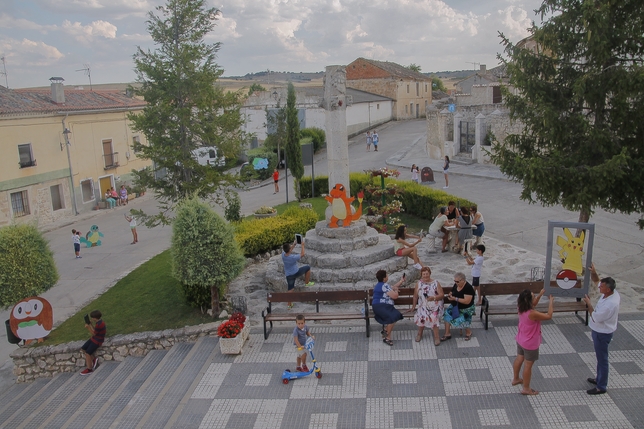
480, 281, 561, 296
368, 286, 452, 306
267, 290, 369, 304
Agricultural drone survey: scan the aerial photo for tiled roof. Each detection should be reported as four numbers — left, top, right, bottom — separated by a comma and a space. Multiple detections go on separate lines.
353, 58, 431, 81
0, 86, 146, 115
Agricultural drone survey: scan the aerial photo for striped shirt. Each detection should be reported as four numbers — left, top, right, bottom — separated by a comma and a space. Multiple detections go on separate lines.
91, 319, 106, 345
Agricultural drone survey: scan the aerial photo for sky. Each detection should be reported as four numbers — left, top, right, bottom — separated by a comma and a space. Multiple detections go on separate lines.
0, 0, 544, 89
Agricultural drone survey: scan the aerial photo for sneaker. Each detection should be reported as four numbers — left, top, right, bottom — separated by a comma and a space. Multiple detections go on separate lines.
442, 186, 449, 189
80, 368, 93, 376
92, 358, 99, 370
305, 282, 315, 287
413, 263, 422, 270
302, 365, 309, 372
296, 366, 303, 372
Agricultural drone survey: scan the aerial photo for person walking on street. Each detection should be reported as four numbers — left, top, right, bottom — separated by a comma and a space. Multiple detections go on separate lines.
443, 156, 450, 189
273, 169, 279, 194
366, 131, 372, 151
125, 212, 138, 244
582, 264, 620, 395
372, 130, 379, 151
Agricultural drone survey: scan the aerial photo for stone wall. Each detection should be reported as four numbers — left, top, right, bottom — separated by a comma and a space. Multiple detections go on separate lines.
11, 321, 220, 383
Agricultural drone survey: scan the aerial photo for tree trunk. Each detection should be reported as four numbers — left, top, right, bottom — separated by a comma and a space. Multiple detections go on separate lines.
576, 207, 591, 237
211, 285, 220, 318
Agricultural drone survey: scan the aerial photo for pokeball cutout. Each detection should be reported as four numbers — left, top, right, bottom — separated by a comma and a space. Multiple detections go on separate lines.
556, 269, 578, 289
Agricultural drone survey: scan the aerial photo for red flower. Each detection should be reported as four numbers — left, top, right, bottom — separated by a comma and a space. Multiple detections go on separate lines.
218, 320, 242, 338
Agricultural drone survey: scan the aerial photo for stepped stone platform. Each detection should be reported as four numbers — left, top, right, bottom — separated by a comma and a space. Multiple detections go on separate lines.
265, 220, 420, 291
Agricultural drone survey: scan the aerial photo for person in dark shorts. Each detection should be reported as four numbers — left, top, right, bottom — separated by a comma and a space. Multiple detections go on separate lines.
282, 240, 315, 308
80, 310, 106, 376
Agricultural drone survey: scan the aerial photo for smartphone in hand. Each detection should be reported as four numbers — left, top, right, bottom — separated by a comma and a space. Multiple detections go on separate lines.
295, 234, 303, 245
83, 314, 90, 325
402, 272, 406, 280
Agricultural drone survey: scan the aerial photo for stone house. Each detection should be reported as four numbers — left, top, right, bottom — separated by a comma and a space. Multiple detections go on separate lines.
242, 86, 393, 143
0, 79, 151, 227
455, 64, 508, 95
346, 58, 432, 120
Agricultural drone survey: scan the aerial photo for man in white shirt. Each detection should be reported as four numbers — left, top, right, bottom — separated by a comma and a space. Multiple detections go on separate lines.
582, 264, 620, 395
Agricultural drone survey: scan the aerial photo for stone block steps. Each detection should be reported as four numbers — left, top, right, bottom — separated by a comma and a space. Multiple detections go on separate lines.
303, 227, 382, 253
0, 336, 219, 429
302, 243, 394, 269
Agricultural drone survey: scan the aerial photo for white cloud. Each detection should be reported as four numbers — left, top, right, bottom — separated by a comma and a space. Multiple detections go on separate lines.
0, 13, 58, 33
0, 37, 64, 66
62, 20, 118, 43
498, 5, 533, 39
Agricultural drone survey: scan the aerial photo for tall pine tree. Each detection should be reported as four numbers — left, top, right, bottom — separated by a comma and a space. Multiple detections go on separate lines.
493, 0, 644, 225
284, 82, 304, 200
128, 0, 246, 226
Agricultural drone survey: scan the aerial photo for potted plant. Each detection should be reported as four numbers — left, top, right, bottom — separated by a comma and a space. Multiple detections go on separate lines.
253, 206, 277, 218
218, 312, 249, 354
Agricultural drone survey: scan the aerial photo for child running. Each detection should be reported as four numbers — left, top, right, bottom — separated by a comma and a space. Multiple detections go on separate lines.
72, 229, 81, 259
466, 244, 485, 305
293, 315, 313, 372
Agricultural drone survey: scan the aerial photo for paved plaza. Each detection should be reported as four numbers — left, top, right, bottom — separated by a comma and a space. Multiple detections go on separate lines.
178, 314, 644, 429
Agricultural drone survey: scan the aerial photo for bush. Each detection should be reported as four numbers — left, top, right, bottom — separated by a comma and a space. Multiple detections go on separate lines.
298, 173, 475, 221
172, 196, 245, 313
0, 224, 59, 308
245, 149, 278, 180
234, 206, 318, 256
301, 127, 326, 152
224, 192, 242, 223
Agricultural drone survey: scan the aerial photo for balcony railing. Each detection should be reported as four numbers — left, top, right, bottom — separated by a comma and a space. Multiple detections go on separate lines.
103, 152, 119, 169
19, 159, 37, 168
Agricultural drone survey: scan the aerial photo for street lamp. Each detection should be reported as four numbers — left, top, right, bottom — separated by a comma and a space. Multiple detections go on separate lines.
62, 127, 79, 216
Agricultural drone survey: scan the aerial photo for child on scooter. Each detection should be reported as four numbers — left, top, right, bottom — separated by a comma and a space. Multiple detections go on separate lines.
293, 315, 313, 372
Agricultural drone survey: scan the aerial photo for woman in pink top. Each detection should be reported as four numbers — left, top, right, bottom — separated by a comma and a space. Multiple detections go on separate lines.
511, 289, 554, 395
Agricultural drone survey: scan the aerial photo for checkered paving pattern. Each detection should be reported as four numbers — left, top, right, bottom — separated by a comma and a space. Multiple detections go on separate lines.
175, 315, 644, 429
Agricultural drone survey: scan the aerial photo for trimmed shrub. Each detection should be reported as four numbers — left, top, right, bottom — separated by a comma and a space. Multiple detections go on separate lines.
299, 173, 475, 221
172, 196, 245, 313
244, 148, 278, 180
301, 127, 326, 152
234, 206, 318, 256
0, 224, 59, 308
224, 192, 242, 223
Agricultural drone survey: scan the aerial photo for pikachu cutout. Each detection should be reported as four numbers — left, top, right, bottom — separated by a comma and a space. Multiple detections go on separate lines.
556, 228, 585, 275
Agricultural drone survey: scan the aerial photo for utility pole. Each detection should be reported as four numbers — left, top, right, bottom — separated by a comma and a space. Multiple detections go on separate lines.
0, 56, 8, 88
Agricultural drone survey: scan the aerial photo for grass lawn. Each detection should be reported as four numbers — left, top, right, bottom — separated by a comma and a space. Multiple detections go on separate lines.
42, 250, 212, 346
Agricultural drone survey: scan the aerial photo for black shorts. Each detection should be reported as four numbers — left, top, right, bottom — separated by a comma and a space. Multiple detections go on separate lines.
74, 243, 80, 252
82, 339, 100, 355
472, 277, 480, 287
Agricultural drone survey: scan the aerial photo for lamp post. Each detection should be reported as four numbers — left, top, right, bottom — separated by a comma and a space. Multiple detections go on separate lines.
62, 127, 79, 215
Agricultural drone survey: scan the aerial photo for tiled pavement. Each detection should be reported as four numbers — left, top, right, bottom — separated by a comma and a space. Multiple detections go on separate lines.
179, 313, 644, 429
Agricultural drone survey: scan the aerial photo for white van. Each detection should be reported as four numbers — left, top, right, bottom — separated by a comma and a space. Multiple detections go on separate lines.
192, 146, 225, 167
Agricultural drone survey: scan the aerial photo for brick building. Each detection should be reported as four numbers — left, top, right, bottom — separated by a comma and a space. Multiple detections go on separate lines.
346, 58, 432, 120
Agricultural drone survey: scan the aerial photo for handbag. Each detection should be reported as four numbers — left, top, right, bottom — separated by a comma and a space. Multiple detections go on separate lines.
451, 303, 460, 319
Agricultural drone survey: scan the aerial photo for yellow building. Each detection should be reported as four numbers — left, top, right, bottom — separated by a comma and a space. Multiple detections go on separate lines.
346, 58, 432, 120
0, 79, 150, 227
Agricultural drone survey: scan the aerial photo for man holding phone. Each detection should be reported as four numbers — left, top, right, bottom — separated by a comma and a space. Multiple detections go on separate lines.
282, 236, 315, 308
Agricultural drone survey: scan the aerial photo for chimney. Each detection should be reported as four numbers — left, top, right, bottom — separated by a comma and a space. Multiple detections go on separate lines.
49, 76, 65, 104
479, 64, 487, 74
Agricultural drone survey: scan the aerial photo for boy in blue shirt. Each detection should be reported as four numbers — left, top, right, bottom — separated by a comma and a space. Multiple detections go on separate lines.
282, 240, 315, 308
293, 315, 313, 372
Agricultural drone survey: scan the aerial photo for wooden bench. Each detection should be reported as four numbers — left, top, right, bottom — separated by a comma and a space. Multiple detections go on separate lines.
368, 286, 452, 321
480, 281, 588, 330
262, 290, 370, 339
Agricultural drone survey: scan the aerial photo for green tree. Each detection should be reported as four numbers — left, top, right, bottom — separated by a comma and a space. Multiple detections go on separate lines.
407, 63, 422, 73
0, 224, 59, 308
247, 83, 266, 96
128, 0, 246, 226
493, 0, 644, 226
284, 82, 304, 200
264, 101, 286, 164
301, 127, 326, 153
431, 77, 446, 92
171, 195, 245, 316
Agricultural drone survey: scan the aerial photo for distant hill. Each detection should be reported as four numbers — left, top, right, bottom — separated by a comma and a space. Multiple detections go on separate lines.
224, 71, 324, 83
423, 70, 476, 79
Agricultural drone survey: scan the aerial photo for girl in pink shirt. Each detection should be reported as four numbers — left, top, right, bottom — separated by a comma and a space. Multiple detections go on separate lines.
511, 289, 554, 395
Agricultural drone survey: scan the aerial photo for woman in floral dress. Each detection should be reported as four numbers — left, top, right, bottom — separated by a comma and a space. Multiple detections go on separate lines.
412, 266, 444, 345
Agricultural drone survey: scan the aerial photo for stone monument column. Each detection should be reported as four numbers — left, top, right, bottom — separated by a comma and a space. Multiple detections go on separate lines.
323, 66, 349, 192
426, 105, 443, 160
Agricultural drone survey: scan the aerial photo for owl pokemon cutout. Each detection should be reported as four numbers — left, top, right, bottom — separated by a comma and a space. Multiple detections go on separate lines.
9, 297, 53, 344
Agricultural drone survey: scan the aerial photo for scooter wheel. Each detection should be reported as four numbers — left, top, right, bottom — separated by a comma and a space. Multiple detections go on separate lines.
282, 378, 289, 384
315, 372, 322, 379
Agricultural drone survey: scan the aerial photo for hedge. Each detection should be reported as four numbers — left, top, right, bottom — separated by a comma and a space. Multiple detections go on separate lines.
234, 206, 318, 256
299, 173, 475, 221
